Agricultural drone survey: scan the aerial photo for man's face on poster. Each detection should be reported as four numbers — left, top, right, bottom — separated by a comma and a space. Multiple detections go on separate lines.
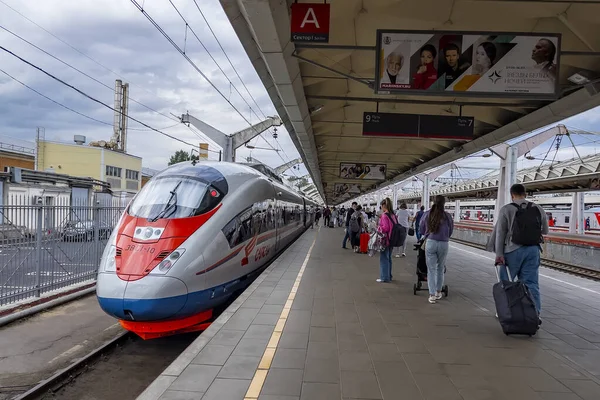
386, 54, 403, 76
445, 49, 459, 68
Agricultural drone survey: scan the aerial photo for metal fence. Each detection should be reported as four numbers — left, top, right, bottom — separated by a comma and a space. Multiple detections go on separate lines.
0, 196, 125, 307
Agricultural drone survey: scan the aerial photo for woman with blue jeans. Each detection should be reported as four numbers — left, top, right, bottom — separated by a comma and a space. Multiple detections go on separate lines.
419, 195, 454, 304
377, 198, 396, 283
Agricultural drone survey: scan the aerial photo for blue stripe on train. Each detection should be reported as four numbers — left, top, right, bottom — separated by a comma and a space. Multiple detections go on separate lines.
97, 269, 261, 321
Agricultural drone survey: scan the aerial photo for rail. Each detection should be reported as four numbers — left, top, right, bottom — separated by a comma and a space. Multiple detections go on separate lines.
451, 237, 600, 281
13, 332, 132, 400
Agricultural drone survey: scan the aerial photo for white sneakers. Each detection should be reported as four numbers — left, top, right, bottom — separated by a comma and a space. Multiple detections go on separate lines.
428, 292, 443, 304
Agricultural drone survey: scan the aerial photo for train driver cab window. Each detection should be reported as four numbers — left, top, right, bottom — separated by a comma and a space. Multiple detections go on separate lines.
129, 177, 224, 221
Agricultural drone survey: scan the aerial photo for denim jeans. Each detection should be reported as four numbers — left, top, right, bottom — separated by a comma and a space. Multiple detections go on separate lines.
500, 245, 542, 313
379, 247, 392, 282
425, 239, 449, 295
342, 228, 350, 248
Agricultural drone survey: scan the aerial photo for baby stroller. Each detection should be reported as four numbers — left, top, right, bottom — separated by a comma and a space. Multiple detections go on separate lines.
413, 238, 449, 297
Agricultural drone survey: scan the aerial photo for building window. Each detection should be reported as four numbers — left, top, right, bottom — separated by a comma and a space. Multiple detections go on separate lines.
106, 165, 122, 177
126, 169, 139, 180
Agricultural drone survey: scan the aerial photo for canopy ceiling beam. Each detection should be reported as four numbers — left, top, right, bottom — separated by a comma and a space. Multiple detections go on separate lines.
292, 51, 372, 88
306, 95, 545, 108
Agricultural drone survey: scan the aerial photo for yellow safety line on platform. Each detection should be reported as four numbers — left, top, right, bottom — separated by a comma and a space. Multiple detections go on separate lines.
244, 232, 318, 400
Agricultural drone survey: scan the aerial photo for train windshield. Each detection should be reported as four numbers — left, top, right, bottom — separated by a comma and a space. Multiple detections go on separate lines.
129, 176, 221, 220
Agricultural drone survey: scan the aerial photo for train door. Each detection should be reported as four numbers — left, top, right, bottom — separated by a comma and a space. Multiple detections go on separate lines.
302, 199, 307, 227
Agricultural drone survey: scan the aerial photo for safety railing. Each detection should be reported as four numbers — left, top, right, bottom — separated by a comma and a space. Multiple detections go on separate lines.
0, 199, 125, 307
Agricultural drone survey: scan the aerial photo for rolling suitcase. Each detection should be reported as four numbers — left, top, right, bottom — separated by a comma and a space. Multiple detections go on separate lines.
359, 233, 369, 254
493, 264, 539, 336
329, 221, 334, 228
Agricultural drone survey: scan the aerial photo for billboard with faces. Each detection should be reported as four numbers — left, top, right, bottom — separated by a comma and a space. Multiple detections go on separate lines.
375, 30, 560, 98
339, 163, 387, 180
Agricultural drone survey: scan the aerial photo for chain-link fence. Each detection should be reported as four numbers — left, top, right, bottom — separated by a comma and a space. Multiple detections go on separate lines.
0, 195, 125, 307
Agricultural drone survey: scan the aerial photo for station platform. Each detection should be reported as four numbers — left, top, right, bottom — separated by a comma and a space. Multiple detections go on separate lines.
139, 227, 600, 400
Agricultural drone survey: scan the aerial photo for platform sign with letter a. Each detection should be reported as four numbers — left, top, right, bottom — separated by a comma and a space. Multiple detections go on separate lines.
290, 3, 330, 43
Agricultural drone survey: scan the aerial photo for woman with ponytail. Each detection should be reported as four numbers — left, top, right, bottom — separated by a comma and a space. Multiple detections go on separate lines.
419, 195, 454, 304
377, 197, 396, 283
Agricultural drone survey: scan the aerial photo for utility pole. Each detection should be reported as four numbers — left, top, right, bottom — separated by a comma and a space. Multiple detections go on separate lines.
181, 113, 282, 162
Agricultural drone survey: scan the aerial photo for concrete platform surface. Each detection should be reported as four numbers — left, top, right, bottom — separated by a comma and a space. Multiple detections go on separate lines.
140, 227, 600, 400
0, 294, 122, 399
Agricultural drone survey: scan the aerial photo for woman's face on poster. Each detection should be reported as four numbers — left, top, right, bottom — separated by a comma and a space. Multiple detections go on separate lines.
475, 45, 491, 68
420, 50, 434, 66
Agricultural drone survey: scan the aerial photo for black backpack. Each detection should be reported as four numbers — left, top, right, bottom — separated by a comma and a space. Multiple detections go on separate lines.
511, 202, 543, 246
386, 213, 404, 247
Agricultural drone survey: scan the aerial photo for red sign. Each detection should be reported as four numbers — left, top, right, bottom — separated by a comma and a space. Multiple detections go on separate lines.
290, 3, 330, 43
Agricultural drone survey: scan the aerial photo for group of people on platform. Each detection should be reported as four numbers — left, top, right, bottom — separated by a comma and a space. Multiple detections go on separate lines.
330, 184, 547, 322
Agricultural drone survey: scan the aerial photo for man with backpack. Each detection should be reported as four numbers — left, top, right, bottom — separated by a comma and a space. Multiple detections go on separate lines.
487, 184, 549, 314
342, 202, 357, 249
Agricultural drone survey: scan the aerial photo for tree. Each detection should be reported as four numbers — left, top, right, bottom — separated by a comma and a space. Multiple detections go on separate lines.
168, 150, 199, 166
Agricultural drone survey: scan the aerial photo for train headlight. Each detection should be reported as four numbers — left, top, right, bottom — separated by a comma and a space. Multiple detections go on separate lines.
151, 248, 186, 275
100, 245, 117, 272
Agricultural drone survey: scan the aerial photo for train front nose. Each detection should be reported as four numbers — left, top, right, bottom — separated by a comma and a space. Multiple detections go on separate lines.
97, 273, 188, 321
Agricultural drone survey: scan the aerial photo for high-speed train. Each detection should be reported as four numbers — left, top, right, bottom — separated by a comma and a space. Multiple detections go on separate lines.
96, 161, 317, 339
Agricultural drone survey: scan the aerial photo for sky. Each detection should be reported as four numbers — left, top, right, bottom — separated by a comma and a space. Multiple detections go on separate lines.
0, 0, 307, 178
0, 0, 599, 201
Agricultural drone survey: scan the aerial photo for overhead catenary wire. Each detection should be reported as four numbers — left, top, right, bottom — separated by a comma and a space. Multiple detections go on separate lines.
129, 0, 299, 176
0, 67, 113, 127
0, 45, 201, 150
165, 0, 296, 174
0, 1, 219, 148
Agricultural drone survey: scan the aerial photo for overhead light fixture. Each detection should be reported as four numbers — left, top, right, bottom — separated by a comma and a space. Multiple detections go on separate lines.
568, 72, 591, 85
310, 105, 324, 115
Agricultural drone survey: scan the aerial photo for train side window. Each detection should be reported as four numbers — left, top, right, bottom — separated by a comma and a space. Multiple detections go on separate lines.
565, 216, 570, 224
222, 218, 239, 248
222, 207, 254, 248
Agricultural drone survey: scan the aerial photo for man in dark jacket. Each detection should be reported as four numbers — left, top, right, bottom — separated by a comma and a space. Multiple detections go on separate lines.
342, 202, 357, 249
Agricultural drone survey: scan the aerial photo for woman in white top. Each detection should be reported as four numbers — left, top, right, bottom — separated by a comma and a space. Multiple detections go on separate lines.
394, 203, 410, 257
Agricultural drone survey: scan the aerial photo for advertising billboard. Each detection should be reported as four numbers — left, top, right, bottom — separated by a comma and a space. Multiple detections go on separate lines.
333, 183, 362, 197
340, 163, 387, 180
375, 30, 560, 98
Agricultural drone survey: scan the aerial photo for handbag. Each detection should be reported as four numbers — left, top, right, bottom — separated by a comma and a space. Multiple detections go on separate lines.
421, 236, 428, 252
408, 223, 415, 237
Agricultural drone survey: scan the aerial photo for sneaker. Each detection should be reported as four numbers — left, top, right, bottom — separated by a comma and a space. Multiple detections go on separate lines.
401, 253, 406, 257
435, 292, 443, 300
394, 254, 400, 258
428, 295, 436, 304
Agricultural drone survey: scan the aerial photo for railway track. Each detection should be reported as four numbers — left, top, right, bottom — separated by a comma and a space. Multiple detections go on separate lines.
451, 238, 600, 281
11, 331, 131, 400
11, 331, 197, 400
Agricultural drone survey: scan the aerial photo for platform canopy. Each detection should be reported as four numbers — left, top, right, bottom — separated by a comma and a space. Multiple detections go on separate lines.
219, 0, 600, 204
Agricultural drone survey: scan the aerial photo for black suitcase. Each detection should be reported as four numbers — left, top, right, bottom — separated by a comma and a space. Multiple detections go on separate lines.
493, 265, 539, 336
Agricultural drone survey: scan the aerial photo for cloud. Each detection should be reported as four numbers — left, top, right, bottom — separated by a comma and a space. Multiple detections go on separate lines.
0, 0, 304, 177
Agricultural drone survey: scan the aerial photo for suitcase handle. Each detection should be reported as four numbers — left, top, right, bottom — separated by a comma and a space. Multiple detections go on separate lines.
494, 264, 514, 283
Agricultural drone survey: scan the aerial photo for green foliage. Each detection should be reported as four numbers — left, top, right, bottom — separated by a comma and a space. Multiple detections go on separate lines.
168, 150, 199, 166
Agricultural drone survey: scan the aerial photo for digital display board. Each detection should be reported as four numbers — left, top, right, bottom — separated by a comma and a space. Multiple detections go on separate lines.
362, 112, 474, 140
